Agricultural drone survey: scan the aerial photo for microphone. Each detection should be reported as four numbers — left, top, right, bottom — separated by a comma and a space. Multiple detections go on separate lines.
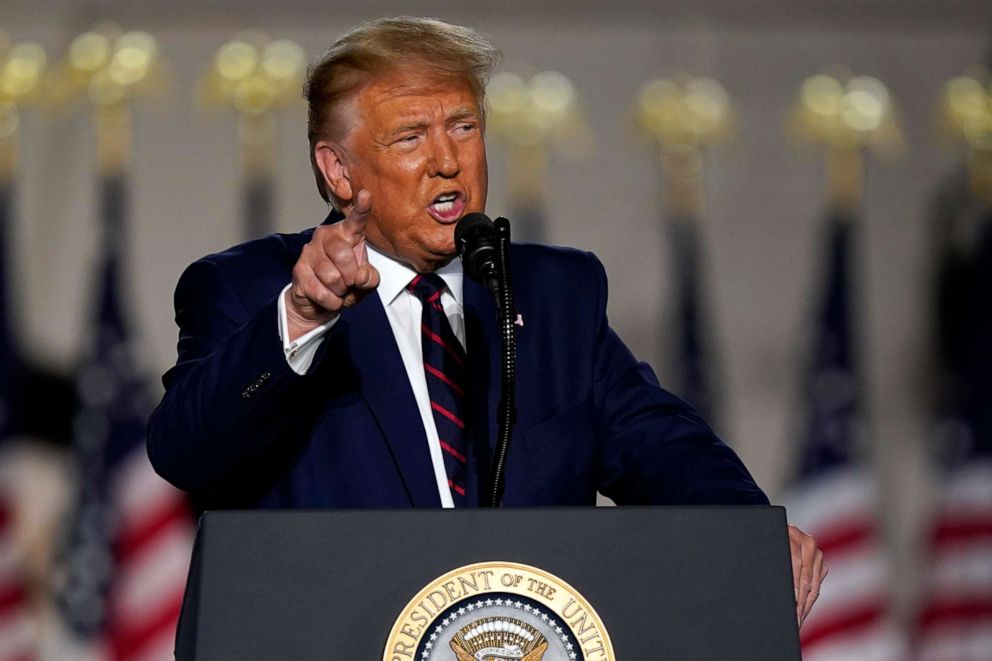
455, 212, 499, 293
455, 212, 517, 507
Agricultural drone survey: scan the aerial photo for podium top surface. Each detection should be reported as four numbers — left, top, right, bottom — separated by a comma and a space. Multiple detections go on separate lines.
179, 506, 800, 661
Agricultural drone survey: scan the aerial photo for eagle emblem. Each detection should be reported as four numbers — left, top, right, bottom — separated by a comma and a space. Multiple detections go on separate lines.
448, 616, 548, 661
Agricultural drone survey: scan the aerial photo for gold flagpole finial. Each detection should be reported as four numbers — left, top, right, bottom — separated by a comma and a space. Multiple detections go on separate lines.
48, 24, 166, 173
635, 76, 733, 219
938, 69, 992, 205
199, 32, 306, 177
789, 72, 901, 214
0, 36, 48, 179
636, 76, 732, 151
487, 69, 591, 208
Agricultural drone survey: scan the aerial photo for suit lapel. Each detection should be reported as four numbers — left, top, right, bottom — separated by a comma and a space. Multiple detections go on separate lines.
342, 292, 441, 507
463, 277, 501, 506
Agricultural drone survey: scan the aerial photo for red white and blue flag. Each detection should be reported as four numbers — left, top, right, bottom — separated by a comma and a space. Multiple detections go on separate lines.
783, 215, 906, 660
55, 175, 193, 661
916, 213, 992, 660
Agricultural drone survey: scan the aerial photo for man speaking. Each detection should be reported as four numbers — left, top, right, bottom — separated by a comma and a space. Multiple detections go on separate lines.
147, 17, 825, 625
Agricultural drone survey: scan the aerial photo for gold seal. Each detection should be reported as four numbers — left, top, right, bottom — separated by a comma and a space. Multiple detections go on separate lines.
383, 561, 614, 661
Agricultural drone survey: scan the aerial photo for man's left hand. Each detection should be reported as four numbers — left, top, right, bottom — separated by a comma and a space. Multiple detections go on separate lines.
789, 524, 827, 628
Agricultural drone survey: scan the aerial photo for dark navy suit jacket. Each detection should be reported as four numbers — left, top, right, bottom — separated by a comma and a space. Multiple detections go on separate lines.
147, 215, 768, 509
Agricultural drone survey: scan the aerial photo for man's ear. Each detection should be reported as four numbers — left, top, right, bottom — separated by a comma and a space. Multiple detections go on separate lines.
314, 141, 353, 205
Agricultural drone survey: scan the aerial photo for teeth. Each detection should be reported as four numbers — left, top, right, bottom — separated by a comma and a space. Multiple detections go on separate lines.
431, 193, 459, 215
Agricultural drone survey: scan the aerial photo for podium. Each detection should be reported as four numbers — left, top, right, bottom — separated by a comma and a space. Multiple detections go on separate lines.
176, 507, 801, 660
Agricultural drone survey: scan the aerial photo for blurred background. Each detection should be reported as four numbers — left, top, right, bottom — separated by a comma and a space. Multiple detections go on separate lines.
1, 1, 990, 659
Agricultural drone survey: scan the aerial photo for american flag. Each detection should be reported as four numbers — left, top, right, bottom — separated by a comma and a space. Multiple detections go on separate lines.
55, 174, 193, 661
0, 176, 37, 661
916, 212, 992, 660
782, 215, 906, 660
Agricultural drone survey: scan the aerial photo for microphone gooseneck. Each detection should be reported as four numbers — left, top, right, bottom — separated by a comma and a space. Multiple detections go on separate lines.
454, 213, 517, 508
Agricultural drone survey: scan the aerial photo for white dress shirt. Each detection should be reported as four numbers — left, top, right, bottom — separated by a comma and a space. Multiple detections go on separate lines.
277, 245, 465, 507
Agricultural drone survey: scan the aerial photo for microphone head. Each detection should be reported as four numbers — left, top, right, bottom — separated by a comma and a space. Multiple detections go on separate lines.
455, 212, 494, 256
455, 212, 497, 284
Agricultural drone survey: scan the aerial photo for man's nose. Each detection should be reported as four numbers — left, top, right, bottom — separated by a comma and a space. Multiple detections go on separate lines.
428, 132, 460, 178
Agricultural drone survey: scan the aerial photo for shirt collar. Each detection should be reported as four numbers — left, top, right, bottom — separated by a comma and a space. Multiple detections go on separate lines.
367, 244, 464, 307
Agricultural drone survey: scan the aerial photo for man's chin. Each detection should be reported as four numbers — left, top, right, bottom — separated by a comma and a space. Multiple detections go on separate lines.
397, 245, 455, 273
422, 251, 456, 272
426, 236, 457, 261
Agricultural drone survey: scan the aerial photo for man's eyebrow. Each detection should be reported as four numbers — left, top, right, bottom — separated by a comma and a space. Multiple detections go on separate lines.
448, 106, 481, 121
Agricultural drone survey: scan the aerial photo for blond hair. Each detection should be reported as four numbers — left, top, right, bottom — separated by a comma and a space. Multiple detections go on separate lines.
304, 17, 500, 202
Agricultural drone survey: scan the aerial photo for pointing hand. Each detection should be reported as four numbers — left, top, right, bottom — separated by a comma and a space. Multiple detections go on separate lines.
285, 190, 380, 341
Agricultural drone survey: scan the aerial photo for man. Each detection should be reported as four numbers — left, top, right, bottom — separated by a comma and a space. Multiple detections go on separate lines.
146, 17, 825, 624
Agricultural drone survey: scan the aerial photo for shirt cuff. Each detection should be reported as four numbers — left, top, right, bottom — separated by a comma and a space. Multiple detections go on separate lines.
277, 283, 337, 375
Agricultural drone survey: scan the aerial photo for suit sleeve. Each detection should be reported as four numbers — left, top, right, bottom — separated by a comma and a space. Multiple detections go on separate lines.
587, 255, 769, 505
146, 258, 323, 493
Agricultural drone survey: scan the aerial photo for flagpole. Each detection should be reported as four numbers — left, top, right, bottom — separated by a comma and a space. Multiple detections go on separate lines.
0, 104, 20, 426
200, 34, 306, 239
0, 38, 47, 423
784, 72, 907, 658
50, 26, 195, 661
51, 23, 151, 645
241, 113, 276, 239
487, 70, 589, 243
635, 76, 732, 424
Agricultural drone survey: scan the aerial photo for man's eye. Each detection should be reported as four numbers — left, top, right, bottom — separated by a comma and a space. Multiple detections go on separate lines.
396, 134, 420, 144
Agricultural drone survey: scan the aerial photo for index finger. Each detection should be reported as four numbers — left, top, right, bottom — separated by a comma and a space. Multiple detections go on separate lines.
341, 189, 372, 240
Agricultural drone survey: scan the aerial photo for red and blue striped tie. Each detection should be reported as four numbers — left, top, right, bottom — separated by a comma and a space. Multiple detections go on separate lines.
407, 273, 469, 505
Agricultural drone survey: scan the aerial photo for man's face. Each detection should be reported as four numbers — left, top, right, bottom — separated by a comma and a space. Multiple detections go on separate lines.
335, 68, 488, 272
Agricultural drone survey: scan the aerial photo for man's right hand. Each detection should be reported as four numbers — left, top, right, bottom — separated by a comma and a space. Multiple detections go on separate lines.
285, 190, 380, 342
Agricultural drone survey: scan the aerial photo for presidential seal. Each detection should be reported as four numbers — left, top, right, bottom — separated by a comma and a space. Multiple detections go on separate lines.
383, 561, 614, 661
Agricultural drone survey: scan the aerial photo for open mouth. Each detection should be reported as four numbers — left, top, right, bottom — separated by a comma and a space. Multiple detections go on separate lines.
427, 191, 465, 223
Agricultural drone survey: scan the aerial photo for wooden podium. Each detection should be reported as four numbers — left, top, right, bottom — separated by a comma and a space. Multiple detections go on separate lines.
176, 507, 801, 660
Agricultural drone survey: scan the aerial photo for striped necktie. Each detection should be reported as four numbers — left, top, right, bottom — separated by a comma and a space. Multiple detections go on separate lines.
407, 273, 469, 505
